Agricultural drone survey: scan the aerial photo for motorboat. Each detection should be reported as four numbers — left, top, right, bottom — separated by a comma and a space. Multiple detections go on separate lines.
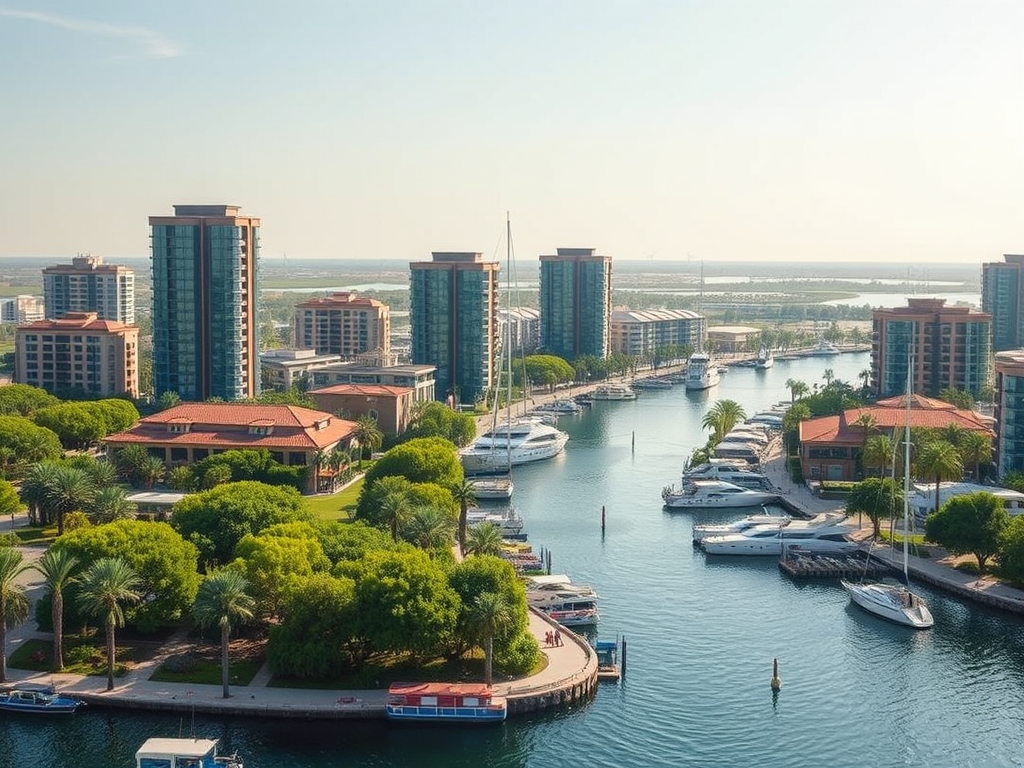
592, 384, 637, 401
746, 412, 784, 428
807, 340, 841, 356
0, 684, 84, 714
755, 348, 775, 369
633, 377, 673, 390
459, 419, 568, 473
662, 479, 779, 509
711, 441, 762, 464
685, 351, 721, 391
525, 574, 599, 626
680, 462, 772, 489
467, 474, 514, 500
534, 398, 581, 414
722, 429, 769, 448
467, 506, 524, 537
692, 513, 791, 543
700, 513, 856, 555
386, 682, 506, 723
842, 360, 934, 629
135, 737, 243, 768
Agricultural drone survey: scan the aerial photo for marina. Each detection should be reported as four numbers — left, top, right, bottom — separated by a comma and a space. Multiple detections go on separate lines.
7, 351, 1024, 767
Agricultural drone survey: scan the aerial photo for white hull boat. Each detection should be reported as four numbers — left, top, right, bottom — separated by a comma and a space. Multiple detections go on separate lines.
685, 352, 721, 391
467, 474, 514, 500
662, 479, 779, 509
755, 348, 775, 369
680, 462, 772, 489
466, 506, 524, 536
841, 579, 934, 628
692, 513, 791, 543
700, 513, 855, 555
460, 419, 568, 473
592, 384, 637, 401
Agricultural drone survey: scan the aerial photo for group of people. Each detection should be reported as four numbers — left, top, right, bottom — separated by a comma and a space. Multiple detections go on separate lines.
544, 629, 562, 647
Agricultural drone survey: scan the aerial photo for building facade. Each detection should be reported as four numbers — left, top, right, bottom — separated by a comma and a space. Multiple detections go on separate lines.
309, 383, 415, 435
1, 295, 45, 324
42, 254, 136, 324
994, 350, 1024, 478
498, 307, 541, 357
610, 309, 704, 358
871, 298, 991, 398
150, 204, 260, 401
260, 348, 343, 392
294, 292, 390, 358
310, 362, 437, 403
539, 248, 612, 361
409, 252, 498, 404
15, 311, 139, 397
982, 254, 1024, 352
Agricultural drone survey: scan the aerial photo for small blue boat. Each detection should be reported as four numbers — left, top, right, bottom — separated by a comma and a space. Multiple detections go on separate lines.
0, 683, 84, 714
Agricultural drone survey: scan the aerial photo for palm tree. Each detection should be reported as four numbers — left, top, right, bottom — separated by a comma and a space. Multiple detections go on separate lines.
785, 378, 808, 404
352, 416, 384, 467
701, 399, 746, 443
469, 591, 514, 685
88, 486, 138, 525
379, 488, 413, 543
465, 522, 504, 557
76, 557, 142, 691
192, 569, 256, 699
403, 506, 457, 551
915, 440, 963, 518
0, 548, 30, 683
862, 434, 894, 478
851, 412, 876, 475
823, 368, 835, 387
450, 479, 478, 555
138, 456, 166, 489
48, 464, 97, 536
19, 460, 60, 527
33, 548, 79, 671
958, 431, 993, 482
858, 368, 871, 394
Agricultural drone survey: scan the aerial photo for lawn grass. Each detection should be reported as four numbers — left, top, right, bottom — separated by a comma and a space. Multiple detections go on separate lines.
11, 525, 58, 545
9, 636, 151, 677
149, 658, 263, 686
304, 478, 364, 521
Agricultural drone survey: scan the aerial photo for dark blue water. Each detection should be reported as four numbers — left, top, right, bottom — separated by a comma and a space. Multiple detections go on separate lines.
6, 352, 1024, 768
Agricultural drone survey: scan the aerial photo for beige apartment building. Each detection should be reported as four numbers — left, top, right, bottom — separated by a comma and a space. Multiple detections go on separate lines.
42, 254, 136, 324
294, 292, 390, 358
16, 311, 139, 398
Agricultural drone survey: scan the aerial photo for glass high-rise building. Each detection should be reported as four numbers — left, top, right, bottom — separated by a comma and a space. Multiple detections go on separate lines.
43, 254, 135, 324
150, 205, 260, 401
539, 248, 612, 361
995, 350, 1024, 477
409, 252, 498, 405
982, 254, 1024, 352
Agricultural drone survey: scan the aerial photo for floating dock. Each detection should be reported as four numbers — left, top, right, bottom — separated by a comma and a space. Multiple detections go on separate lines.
779, 551, 892, 579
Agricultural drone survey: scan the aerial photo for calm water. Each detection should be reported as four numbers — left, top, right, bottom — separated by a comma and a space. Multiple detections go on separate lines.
6, 352, 1024, 768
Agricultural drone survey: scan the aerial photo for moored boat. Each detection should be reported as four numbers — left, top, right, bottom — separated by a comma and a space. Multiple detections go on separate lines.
467, 474, 514, 500
662, 479, 778, 509
700, 513, 856, 555
591, 384, 637, 401
135, 737, 243, 768
680, 462, 772, 488
755, 348, 775, 369
386, 682, 507, 723
0, 684, 84, 714
684, 351, 721, 391
525, 574, 600, 626
692, 513, 791, 542
459, 419, 568, 473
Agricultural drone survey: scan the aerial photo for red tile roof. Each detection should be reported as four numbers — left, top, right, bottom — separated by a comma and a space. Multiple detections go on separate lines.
800, 399, 992, 446
310, 384, 412, 397
104, 402, 358, 451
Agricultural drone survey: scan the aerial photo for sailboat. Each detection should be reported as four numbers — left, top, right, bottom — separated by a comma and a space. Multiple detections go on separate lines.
685, 262, 721, 391
841, 358, 934, 629
460, 215, 568, 477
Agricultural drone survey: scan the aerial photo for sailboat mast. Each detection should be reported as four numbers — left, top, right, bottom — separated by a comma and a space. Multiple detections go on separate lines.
504, 213, 513, 471
903, 352, 912, 582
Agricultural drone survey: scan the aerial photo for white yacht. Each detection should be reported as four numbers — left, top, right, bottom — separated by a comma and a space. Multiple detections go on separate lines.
807, 340, 841, 356
755, 348, 775, 369
680, 462, 772, 489
711, 441, 762, 464
534, 398, 581, 414
459, 419, 568, 473
525, 575, 599, 627
685, 352, 721, 391
591, 384, 637, 401
841, 579, 934, 628
466, 474, 514, 500
692, 513, 791, 543
662, 479, 779, 509
700, 513, 855, 555
466, 506, 524, 537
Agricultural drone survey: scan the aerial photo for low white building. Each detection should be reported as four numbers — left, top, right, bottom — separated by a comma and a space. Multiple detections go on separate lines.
910, 481, 1024, 522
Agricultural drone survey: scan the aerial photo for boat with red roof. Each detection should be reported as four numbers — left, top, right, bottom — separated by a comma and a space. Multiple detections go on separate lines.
385, 682, 507, 723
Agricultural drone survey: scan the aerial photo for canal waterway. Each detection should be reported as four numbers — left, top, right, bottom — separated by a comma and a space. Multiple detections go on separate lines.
6, 351, 1024, 767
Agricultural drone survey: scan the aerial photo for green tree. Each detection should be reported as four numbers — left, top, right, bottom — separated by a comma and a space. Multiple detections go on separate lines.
0, 480, 23, 521
314, 521, 398, 566
998, 516, 1024, 585
862, 434, 894, 479
925, 491, 1008, 575
0, 547, 30, 683
170, 481, 310, 567
0, 383, 59, 416
378, 485, 414, 543
32, 548, 79, 671
91, 399, 141, 435
202, 463, 233, 489
523, 355, 575, 391
233, 525, 329, 619
44, 464, 97, 536
192, 569, 256, 698
0, 416, 62, 466
88, 486, 137, 525
700, 400, 746, 443
958, 431, 993, 483
267, 573, 357, 678
466, 522, 504, 557
469, 592, 514, 685
33, 402, 107, 449
352, 415, 384, 464
76, 557, 142, 690
915, 440, 963, 519
846, 477, 902, 538
158, 391, 181, 411
403, 506, 457, 551
138, 456, 166, 489
112, 445, 151, 484
54, 519, 200, 631
937, 387, 974, 410
451, 479, 477, 556
356, 438, 463, 519
166, 465, 197, 492
406, 402, 477, 447
785, 378, 809, 404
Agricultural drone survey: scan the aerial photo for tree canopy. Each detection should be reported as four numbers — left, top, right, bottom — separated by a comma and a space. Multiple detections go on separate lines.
925, 491, 1008, 575
356, 438, 463, 520
405, 402, 476, 447
523, 355, 575, 390
0, 384, 59, 416
267, 573, 358, 678
846, 477, 902, 538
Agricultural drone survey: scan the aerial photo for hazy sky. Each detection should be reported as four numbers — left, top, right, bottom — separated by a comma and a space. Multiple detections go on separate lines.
1, 1, 1021, 264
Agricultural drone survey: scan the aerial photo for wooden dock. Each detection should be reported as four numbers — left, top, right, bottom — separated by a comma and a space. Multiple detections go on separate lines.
779, 551, 892, 579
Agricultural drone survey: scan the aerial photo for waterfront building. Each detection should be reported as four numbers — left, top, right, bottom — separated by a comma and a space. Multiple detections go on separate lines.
499, 307, 541, 356
309, 383, 415, 436
798, 393, 992, 482
707, 325, 760, 354
15, 311, 139, 398
610, 309, 704, 359
410, 252, 498, 404
149, 204, 260, 401
994, 350, 1024, 477
871, 298, 991, 398
294, 292, 390, 358
539, 247, 611, 361
260, 348, 343, 392
311, 362, 436, 403
1, 295, 45, 324
982, 254, 1024, 352
42, 254, 135, 324
103, 402, 357, 493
